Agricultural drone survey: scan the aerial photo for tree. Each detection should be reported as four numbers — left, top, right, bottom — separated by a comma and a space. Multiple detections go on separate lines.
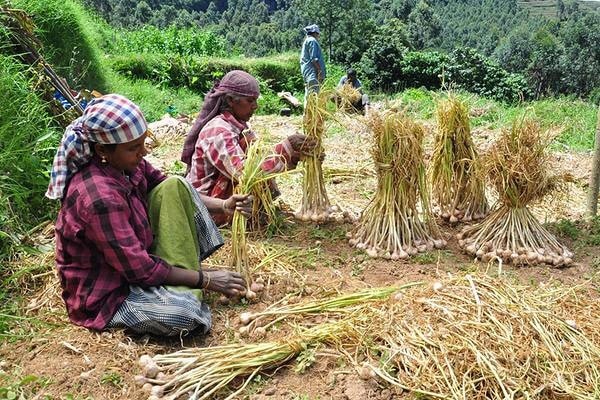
359, 18, 411, 91
373, 0, 417, 23
528, 27, 563, 98
111, 0, 140, 28
197, 3, 216, 26
149, 5, 180, 28
494, 25, 534, 73
559, 12, 600, 97
406, 0, 440, 50
134, 1, 153, 26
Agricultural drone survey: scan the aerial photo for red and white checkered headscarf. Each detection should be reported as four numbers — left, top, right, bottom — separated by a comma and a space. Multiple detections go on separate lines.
181, 70, 260, 167
46, 94, 148, 200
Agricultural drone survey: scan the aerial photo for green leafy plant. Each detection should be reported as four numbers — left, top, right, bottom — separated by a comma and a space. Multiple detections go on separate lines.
294, 345, 317, 373
548, 219, 580, 241
100, 372, 122, 388
111, 26, 227, 58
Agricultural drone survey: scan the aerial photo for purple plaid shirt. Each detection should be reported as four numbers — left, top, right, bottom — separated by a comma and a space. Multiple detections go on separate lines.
55, 156, 171, 330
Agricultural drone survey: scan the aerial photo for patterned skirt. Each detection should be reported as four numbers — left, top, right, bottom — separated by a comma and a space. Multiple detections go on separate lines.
106, 285, 212, 336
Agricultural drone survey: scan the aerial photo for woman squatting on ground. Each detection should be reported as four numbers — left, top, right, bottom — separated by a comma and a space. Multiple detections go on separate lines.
181, 70, 318, 225
47, 94, 248, 336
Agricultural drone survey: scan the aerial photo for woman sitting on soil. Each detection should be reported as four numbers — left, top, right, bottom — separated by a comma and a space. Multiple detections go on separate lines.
181, 69, 317, 225
46, 94, 247, 337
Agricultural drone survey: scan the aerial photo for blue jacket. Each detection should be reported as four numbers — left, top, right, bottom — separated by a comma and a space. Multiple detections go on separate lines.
300, 36, 326, 83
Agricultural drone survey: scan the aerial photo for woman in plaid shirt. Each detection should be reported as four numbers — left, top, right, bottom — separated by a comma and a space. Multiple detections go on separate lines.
181, 70, 317, 225
47, 94, 246, 336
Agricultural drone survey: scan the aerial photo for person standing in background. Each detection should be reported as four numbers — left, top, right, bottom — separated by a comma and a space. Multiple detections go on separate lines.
300, 24, 326, 102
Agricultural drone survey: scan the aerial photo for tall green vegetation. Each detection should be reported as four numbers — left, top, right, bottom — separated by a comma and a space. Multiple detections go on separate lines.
11, 0, 110, 92
106, 25, 227, 57
0, 53, 59, 257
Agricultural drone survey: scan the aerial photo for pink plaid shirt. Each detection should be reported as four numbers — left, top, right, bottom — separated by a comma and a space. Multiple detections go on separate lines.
186, 111, 296, 223
55, 157, 171, 330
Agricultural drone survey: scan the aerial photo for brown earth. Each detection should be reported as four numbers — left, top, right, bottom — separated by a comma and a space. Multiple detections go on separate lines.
1, 112, 599, 400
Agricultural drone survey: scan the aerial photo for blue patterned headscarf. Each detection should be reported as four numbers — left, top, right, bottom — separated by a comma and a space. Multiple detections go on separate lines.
45, 94, 148, 200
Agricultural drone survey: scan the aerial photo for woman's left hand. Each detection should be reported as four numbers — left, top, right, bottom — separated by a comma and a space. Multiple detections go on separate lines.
223, 194, 254, 217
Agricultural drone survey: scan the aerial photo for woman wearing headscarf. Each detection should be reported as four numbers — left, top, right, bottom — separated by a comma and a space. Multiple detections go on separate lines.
47, 94, 246, 336
182, 70, 317, 225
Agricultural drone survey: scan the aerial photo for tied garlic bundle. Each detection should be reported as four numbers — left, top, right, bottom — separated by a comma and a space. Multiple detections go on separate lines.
230, 138, 276, 299
430, 94, 489, 222
295, 90, 335, 223
348, 110, 446, 259
458, 117, 573, 266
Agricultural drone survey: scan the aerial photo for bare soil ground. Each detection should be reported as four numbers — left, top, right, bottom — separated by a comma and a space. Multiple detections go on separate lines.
1, 113, 599, 400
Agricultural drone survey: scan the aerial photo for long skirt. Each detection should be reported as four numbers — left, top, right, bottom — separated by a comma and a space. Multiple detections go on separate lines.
106, 176, 223, 336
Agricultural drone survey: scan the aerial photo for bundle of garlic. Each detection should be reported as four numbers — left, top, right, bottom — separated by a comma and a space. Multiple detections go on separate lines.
230, 138, 275, 299
458, 117, 573, 266
348, 109, 446, 259
295, 90, 334, 223
429, 94, 489, 222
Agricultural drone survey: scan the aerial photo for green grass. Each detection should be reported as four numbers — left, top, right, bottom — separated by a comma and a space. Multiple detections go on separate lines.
391, 88, 437, 119
0, 373, 51, 400
12, 0, 111, 91
546, 217, 600, 248
547, 218, 580, 241
108, 72, 201, 121
390, 88, 598, 151
309, 226, 347, 241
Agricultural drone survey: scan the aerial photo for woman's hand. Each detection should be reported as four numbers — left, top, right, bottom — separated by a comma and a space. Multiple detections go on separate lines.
202, 269, 246, 297
223, 194, 254, 217
287, 134, 318, 154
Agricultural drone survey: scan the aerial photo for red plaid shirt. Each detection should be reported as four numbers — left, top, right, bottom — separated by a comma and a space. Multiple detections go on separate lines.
55, 157, 171, 330
186, 112, 296, 222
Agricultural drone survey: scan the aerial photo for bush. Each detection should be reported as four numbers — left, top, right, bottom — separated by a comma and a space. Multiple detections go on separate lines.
358, 19, 410, 92
108, 53, 304, 95
444, 48, 531, 103
109, 72, 202, 121
399, 51, 447, 90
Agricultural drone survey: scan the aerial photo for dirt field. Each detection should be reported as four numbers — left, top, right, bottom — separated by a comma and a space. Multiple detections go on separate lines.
1, 112, 599, 400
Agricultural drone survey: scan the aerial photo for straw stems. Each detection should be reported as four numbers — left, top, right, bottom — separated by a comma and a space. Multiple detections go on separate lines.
457, 206, 573, 266
230, 138, 277, 298
142, 274, 600, 399
296, 91, 333, 223
348, 110, 446, 259
145, 319, 364, 400
230, 211, 251, 284
237, 283, 423, 336
430, 94, 489, 223
336, 84, 362, 114
369, 274, 600, 399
